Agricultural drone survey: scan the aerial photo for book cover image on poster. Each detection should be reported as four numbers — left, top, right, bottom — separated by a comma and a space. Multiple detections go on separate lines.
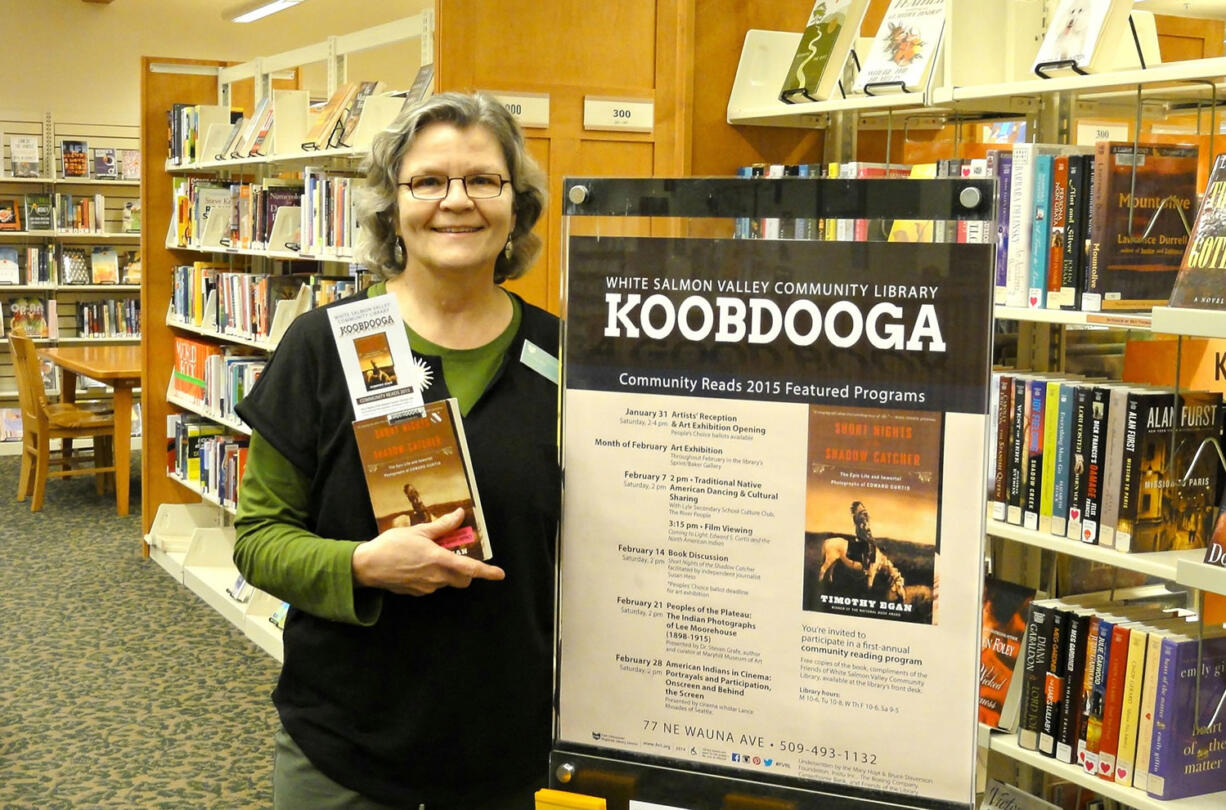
354, 333, 397, 391
802, 404, 942, 624
353, 398, 491, 560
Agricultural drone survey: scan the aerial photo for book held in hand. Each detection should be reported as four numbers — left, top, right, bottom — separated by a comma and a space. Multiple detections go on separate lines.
353, 398, 492, 560
779, 0, 870, 104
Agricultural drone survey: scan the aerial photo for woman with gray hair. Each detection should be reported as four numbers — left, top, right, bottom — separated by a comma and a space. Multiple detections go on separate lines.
234, 91, 560, 809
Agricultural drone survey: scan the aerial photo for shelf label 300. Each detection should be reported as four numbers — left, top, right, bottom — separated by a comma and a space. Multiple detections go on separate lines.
583, 96, 653, 133
486, 91, 550, 129
1076, 122, 1127, 146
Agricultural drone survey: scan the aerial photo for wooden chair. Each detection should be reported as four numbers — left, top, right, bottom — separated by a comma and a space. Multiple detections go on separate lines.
8, 334, 116, 512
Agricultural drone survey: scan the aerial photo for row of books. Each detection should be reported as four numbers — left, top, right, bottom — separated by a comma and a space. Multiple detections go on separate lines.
167, 69, 434, 166
2, 294, 141, 341
77, 298, 140, 339
0, 192, 136, 234
734, 138, 1199, 311
300, 168, 360, 257
171, 176, 301, 252
169, 263, 358, 342
2, 134, 140, 181
0, 245, 139, 287
779, 0, 1136, 105
1014, 589, 1226, 800
989, 372, 1224, 554
167, 413, 248, 508
170, 336, 265, 427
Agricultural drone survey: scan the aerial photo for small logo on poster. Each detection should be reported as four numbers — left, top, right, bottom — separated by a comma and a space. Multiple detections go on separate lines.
730, 753, 740, 762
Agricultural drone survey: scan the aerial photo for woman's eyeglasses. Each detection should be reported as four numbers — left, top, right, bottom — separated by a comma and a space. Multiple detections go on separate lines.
398, 173, 509, 200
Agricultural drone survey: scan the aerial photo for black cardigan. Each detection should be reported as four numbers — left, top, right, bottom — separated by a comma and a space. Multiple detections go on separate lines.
235, 289, 561, 805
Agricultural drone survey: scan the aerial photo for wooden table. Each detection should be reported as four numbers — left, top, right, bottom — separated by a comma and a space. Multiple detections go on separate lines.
38, 344, 141, 517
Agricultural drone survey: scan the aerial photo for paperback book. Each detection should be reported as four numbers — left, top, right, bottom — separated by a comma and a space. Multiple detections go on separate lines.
60, 139, 89, 178
1032, 0, 1134, 76
1169, 150, 1226, 310
352, 398, 491, 560
850, 0, 944, 95
980, 577, 1037, 730
92, 147, 118, 179
9, 135, 40, 177
779, 0, 870, 103
1086, 141, 1198, 310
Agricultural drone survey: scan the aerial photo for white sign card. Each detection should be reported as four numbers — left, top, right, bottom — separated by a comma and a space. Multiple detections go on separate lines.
583, 96, 653, 133
326, 295, 424, 421
487, 91, 550, 129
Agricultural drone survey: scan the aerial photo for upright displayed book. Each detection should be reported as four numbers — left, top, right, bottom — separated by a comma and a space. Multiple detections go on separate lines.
1032, 0, 1134, 76
778, 0, 870, 103
302, 82, 360, 150
1085, 141, 1198, 310
0, 198, 21, 231
851, 0, 945, 95
1168, 151, 1226, 310
0, 247, 18, 285
980, 577, 1037, 730
23, 194, 53, 231
9, 135, 41, 177
90, 247, 119, 284
59, 139, 89, 178
92, 147, 118, 179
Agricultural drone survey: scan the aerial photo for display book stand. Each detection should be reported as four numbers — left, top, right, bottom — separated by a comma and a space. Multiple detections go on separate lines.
727, 2, 1167, 128
550, 175, 995, 810
142, 11, 434, 661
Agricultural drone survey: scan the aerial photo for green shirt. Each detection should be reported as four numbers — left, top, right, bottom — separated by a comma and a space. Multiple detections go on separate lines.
233, 286, 522, 624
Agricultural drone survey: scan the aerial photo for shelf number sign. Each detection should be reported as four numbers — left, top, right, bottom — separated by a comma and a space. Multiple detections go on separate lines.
583, 96, 653, 133
1076, 122, 1127, 147
486, 92, 550, 129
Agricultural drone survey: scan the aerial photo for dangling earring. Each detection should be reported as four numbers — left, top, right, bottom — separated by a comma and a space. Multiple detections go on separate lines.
393, 236, 406, 269
504, 236, 513, 260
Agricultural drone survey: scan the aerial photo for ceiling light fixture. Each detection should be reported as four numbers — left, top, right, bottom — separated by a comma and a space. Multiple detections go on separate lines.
223, 0, 305, 23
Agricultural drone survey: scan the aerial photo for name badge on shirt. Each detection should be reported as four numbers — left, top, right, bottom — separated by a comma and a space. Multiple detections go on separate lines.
520, 339, 559, 385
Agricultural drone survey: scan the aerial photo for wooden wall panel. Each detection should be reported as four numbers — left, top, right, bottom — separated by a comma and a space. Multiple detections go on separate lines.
690, 0, 823, 176
1155, 15, 1226, 62
438, 0, 692, 314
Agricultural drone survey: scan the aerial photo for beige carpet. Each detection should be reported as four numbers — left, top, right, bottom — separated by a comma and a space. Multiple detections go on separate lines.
0, 453, 281, 808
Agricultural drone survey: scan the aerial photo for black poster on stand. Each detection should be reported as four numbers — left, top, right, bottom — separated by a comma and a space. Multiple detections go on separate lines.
554, 178, 995, 810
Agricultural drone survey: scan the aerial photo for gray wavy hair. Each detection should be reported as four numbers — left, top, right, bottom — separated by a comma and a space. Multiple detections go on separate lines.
354, 91, 547, 283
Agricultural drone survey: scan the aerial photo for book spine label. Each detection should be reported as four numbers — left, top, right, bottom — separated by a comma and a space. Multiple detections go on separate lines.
1039, 379, 1062, 533
1083, 617, 1114, 773
1045, 155, 1068, 307
1028, 154, 1053, 308
1080, 387, 1111, 544
1113, 627, 1149, 785
1055, 612, 1091, 763
994, 152, 1013, 304
1005, 144, 1034, 308
1096, 624, 1132, 778
1039, 609, 1069, 755
1051, 383, 1075, 537
1067, 384, 1091, 539
1023, 378, 1046, 530
1018, 602, 1053, 750
1007, 376, 1028, 524
991, 372, 1012, 519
